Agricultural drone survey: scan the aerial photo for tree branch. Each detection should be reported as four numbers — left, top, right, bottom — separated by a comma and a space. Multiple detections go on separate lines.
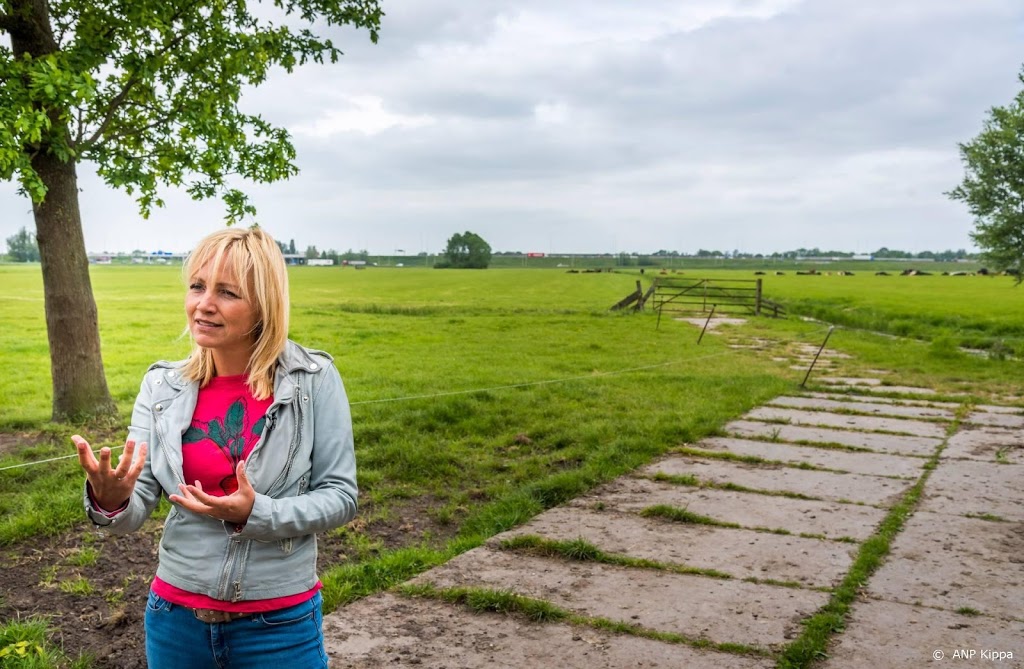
79, 2, 198, 149
0, 12, 22, 32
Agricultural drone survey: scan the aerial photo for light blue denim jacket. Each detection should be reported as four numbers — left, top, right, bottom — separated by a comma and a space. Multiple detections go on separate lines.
84, 340, 358, 602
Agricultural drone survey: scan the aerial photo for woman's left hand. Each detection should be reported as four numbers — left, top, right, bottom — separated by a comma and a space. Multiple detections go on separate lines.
170, 460, 255, 527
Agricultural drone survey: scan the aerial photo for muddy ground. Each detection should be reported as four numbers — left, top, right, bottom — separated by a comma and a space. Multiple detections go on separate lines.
0, 496, 453, 668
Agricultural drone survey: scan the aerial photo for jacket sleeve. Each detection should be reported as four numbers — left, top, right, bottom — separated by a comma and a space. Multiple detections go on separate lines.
236, 363, 358, 540
84, 373, 167, 532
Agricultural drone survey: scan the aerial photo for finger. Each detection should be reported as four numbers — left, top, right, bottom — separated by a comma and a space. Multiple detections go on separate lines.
71, 435, 99, 471
97, 447, 113, 473
112, 440, 134, 478
169, 493, 205, 513
170, 484, 202, 508
126, 443, 148, 480
235, 460, 253, 491
184, 480, 217, 505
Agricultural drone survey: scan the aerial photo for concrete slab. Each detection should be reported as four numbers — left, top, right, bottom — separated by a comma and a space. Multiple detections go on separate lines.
805, 392, 960, 409
766, 395, 955, 420
791, 345, 852, 359
973, 404, 1024, 415
919, 460, 1024, 521
639, 456, 912, 507
944, 426, 1024, 464
868, 512, 1024, 620
815, 377, 883, 386
822, 384, 939, 396
503, 505, 856, 587
412, 546, 829, 649
820, 599, 1024, 669
566, 476, 886, 540
742, 407, 947, 438
692, 437, 926, 479
965, 410, 1024, 429
323, 592, 776, 669
725, 420, 941, 456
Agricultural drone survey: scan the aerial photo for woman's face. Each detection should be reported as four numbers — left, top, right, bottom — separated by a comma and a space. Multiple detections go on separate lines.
185, 253, 259, 371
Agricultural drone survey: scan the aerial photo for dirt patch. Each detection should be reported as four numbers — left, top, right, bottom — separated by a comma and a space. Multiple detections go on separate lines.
0, 494, 459, 667
0, 526, 159, 669
0, 431, 51, 458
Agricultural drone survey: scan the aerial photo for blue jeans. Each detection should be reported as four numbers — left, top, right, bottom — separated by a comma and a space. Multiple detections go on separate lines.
144, 590, 329, 669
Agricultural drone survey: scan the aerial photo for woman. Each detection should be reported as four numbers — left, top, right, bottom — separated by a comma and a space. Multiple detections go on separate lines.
72, 227, 357, 668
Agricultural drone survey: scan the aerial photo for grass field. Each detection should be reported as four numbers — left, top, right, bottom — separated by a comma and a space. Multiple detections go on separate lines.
2, 262, 1022, 667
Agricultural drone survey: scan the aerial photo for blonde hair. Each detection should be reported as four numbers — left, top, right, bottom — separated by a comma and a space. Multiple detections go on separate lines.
180, 226, 289, 399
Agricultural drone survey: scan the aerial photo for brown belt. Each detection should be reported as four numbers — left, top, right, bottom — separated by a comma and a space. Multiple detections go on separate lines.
191, 608, 253, 624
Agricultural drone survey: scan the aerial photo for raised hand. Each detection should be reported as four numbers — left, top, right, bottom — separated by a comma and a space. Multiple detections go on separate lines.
169, 459, 255, 527
72, 436, 148, 512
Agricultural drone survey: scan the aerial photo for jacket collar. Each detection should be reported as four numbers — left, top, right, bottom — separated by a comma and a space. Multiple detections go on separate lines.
155, 340, 330, 396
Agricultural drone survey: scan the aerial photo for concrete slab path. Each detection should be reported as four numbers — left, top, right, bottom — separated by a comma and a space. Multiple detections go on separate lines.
324, 386, 1023, 668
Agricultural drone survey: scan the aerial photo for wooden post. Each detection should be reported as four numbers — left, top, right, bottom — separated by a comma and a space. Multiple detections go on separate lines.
755, 278, 763, 316
801, 326, 835, 388
698, 304, 717, 344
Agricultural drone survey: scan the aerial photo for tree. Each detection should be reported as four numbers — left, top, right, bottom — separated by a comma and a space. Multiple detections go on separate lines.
5, 226, 40, 261
440, 231, 492, 269
0, 1, 382, 420
948, 67, 1024, 278
304, 245, 319, 260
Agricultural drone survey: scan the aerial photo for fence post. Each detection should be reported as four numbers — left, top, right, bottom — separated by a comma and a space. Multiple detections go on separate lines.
801, 326, 835, 388
755, 278, 762, 316
698, 304, 717, 344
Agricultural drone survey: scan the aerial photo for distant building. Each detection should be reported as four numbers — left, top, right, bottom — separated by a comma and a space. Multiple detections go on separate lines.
307, 259, 334, 266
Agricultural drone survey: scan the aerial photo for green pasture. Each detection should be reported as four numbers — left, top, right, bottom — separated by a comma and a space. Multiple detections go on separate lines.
609, 266, 1024, 352
0, 264, 797, 542
2, 263, 1023, 667
761, 271, 1024, 349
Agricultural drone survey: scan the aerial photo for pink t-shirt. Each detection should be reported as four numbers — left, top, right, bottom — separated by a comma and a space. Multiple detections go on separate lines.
150, 374, 319, 612
180, 374, 273, 494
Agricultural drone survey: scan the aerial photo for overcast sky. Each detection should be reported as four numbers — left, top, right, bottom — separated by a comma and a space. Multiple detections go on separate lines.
3, 0, 1023, 255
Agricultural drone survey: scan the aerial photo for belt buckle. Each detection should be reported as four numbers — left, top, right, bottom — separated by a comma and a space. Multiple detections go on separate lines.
193, 608, 233, 624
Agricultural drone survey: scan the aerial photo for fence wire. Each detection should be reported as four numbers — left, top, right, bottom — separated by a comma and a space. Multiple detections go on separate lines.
0, 323, 834, 473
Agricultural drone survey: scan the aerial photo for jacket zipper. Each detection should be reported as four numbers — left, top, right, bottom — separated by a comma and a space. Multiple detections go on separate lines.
267, 386, 304, 495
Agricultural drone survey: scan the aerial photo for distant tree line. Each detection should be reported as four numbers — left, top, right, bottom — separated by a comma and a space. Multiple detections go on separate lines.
646, 247, 976, 260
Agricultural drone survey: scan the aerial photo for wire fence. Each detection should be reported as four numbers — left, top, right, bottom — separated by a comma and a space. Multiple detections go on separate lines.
0, 322, 837, 474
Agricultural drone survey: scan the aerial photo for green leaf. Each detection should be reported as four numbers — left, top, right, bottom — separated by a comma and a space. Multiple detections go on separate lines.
182, 425, 206, 444
225, 399, 245, 438
208, 419, 228, 448
252, 415, 266, 436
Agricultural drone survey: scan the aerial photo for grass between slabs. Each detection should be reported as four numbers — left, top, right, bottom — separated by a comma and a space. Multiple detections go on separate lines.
963, 512, 1007, 522
398, 583, 773, 659
646, 472, 822, 502
672, 446, 837, 472
500, 534, 820, 591
638, 504, 858, 544
774, 438, 948, 668
498, 534, 734, 581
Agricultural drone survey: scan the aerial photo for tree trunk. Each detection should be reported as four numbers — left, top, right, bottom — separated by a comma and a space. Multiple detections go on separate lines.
32, 153, 117, 421
9, 0, 117, 421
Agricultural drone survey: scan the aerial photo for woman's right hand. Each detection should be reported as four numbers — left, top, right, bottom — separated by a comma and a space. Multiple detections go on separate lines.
72, 435, 148, 512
